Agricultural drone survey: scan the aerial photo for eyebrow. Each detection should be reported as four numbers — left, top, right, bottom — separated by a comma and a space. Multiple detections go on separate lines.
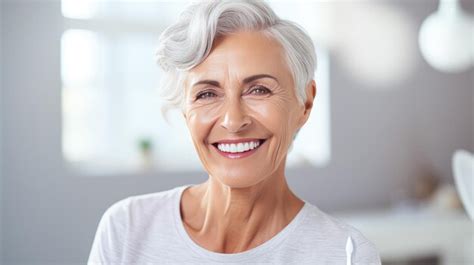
192, 74, 278, 88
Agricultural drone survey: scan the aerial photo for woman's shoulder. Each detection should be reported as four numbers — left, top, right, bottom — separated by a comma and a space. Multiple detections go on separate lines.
303, 203, 369, 239
297, 202, 381, 264
101, 185, 186, 224
89, 185, 189, 264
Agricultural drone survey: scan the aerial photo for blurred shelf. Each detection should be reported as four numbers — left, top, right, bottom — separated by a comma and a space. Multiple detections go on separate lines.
335, 209, 473, 265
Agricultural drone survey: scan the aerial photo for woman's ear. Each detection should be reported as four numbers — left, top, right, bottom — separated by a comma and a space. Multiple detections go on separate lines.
298, 80, 317, 127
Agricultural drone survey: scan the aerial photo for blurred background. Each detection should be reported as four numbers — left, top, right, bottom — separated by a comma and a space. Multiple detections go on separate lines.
1, 0, 473, 264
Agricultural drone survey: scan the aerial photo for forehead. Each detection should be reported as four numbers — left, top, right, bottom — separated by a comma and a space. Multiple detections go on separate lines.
187, 31, 291, 84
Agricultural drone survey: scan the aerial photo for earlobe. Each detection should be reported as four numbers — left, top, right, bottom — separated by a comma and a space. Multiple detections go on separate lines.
304, 80, 316, 115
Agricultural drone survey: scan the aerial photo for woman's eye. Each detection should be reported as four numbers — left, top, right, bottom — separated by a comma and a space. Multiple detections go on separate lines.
196, 91, 217, 100
249, 86, 271, 95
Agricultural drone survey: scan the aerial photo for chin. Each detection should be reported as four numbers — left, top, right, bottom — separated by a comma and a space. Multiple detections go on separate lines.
210, 170, 266, 189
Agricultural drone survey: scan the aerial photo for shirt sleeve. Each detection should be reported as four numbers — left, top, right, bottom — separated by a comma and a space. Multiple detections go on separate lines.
354, 239, 382, 265
88, 198, 130, 265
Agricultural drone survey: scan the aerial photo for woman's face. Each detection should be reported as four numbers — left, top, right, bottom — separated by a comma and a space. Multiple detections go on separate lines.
183, 31, 313, 188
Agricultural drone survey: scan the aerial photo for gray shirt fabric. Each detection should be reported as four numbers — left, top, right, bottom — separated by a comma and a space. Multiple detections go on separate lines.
88, 185, 381, 264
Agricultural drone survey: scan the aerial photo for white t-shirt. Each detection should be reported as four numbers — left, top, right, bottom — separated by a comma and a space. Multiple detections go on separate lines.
88, 185, 381, 264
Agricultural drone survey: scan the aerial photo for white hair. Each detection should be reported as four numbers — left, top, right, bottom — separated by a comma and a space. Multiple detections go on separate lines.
156, 0, 317, 114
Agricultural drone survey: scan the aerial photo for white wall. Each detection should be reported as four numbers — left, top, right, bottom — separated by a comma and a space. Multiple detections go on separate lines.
1, 0, 473, 264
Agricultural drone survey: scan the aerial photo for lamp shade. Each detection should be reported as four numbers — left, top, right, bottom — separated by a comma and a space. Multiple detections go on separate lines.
419, 0, 474, 73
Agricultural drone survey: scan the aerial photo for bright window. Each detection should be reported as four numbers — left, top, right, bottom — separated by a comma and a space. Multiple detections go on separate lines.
61, 0, 330, 175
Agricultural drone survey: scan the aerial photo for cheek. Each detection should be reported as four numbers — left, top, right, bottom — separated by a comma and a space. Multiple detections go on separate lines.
248, 95, 299, 138
185, 105, 220, 142
247, 99, 295, 170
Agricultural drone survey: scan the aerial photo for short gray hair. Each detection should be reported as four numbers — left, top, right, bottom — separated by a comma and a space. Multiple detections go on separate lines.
156, 0, 317, 113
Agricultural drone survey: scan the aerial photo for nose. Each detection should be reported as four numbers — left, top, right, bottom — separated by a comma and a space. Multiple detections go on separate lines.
220, 99, 251, 133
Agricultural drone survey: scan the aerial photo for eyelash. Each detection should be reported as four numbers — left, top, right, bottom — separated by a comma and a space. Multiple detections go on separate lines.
195, 91, 216, 100
195, 86, 271, 101
249, 86, 271, 95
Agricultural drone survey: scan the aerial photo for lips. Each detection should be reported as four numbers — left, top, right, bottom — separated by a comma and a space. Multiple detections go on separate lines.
211, 138, 266, 145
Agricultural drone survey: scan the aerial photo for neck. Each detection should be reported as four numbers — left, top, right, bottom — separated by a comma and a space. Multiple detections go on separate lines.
181, 162, 304, 253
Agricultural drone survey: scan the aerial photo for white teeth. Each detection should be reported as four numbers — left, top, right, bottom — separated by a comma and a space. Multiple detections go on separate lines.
230, 144, 237, 153
237, 143, 244, 152
244, 142, 250, 150
217, 140, 262, 153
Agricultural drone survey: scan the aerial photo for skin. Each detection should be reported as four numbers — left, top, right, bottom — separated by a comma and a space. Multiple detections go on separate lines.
181, 30, 316, 254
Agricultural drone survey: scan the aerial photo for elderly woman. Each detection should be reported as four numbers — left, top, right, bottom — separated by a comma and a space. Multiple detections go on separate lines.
88, 1, 380, 264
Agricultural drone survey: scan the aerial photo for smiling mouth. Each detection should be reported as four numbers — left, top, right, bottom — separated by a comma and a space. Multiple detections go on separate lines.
211, 139, 266, 154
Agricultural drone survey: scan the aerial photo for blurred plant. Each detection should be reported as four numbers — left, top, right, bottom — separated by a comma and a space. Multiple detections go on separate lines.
138, 137, 153, 170
139, 138, 153, 153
